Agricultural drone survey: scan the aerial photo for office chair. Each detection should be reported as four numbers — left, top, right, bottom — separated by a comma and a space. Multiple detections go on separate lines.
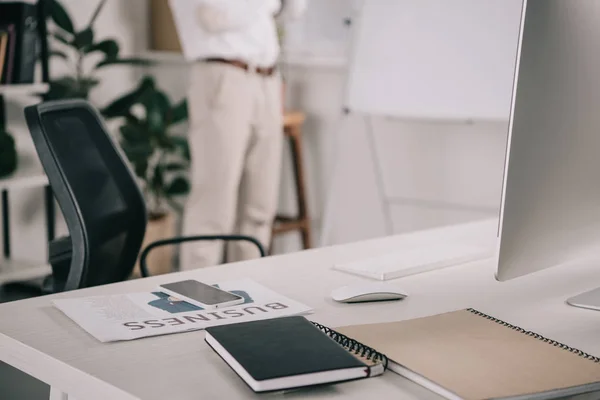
18, 99, 265, 294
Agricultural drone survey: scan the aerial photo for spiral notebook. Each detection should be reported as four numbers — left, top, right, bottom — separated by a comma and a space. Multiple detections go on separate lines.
204, 316, 386, 392
336, 309, 600, 400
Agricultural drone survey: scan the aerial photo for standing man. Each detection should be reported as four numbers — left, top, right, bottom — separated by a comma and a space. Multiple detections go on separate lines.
175, 0, 307, 269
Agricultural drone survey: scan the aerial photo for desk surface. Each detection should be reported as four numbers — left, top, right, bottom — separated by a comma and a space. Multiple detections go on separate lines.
2, 219, 600, 400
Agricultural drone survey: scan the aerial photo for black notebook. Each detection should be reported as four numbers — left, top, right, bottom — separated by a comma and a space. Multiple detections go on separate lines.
204, 316, 386, 392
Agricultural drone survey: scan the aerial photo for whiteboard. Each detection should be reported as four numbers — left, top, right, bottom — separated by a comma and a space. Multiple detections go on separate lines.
282, 0, 357, 58
344, 0, 523, 121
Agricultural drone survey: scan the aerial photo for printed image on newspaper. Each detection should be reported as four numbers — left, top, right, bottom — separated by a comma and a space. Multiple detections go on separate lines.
52, 279, 313, 343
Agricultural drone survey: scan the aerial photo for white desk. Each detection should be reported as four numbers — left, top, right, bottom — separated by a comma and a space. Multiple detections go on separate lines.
2, 219, 600, 400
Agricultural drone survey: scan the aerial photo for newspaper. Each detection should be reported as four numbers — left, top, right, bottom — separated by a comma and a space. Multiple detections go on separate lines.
52, 279, 313, 343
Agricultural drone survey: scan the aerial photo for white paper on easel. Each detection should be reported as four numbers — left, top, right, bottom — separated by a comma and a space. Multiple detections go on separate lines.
167, 0, 206, 60
344, 0, 523, 120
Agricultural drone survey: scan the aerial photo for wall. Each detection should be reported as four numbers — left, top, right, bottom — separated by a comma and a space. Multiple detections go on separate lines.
278, 0, 509, 249
143, 59, 508, 251
276, 63, 508, 251
3, 0, 510, 263
3, 0, 149, 263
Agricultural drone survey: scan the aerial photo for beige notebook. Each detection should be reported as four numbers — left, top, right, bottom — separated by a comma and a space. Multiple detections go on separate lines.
335, 309, 600, 400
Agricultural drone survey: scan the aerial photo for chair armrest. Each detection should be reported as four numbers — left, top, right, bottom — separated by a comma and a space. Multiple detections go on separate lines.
139, 235, 266, 278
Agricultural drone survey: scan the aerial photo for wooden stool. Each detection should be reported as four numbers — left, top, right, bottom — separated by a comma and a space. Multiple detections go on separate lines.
272, 111, 312, 252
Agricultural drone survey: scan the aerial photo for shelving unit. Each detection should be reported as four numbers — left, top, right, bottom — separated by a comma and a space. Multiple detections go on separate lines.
0, 150, 48, 191
0, 83, 49, 96
0, 0, 54, 285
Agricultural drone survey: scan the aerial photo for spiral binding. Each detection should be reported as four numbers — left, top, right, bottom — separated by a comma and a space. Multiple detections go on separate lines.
467, 308, 600, 363
311, 321, 389, 369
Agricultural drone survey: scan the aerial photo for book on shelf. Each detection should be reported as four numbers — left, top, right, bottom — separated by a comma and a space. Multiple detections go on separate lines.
0, 23, 15, 84
0, 29, 8, 81
0, 1, 40, 85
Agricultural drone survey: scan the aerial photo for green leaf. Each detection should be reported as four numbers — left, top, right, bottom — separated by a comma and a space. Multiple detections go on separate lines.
132, 159, 148, 180
155, 91, 171, 117
140, 75, 156, 89
169, 99, 188, 126
85, 39, 119, 59
119, 123, 148, 144
152, 164, 164, 190
101, 77, 154, 119
165, 177, 190, 196
163, 163, 187, 172
121, 142, 153, 161
50, 0, 75, 35
52, 32, 72, 47
49, 50, 69, 60
124, 114, 142, 126
142, 91, 165, 135
170, 136, 190, 161
73, 28, 94, 49
94, 57, 151, 69
0, 131, 17, 178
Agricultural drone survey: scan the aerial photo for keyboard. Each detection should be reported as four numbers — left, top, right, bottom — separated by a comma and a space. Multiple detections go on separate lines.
332, 243, 494, 281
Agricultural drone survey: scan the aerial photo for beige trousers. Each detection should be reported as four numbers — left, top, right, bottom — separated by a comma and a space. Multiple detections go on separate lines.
180, 62, 283, 270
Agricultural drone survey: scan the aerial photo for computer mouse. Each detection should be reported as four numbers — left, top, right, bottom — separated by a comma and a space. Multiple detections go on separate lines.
330, 283, 407, 303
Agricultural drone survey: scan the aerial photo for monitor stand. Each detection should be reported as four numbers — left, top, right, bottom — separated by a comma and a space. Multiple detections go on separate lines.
567, 287, 600, 311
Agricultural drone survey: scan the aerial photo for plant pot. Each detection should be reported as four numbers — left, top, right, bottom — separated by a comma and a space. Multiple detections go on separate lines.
131, 212, 176, 278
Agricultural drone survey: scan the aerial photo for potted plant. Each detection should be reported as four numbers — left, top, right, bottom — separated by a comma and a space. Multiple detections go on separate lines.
0, 123, 17, 178
45, 0, 150, 100
102, 76, 190, 276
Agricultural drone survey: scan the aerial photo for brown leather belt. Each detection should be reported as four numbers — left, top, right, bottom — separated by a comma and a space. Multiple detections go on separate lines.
203, 58, 276, 77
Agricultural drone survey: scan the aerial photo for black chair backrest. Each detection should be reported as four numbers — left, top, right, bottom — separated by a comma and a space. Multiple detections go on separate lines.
25, 99, 147, 291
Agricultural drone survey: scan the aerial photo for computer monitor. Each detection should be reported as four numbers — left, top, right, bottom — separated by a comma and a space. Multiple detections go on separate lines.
496, 0, 600, 310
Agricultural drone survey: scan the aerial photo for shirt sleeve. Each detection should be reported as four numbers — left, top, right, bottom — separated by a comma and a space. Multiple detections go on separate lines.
194, 0, 273, 33
278, 0, 308, 21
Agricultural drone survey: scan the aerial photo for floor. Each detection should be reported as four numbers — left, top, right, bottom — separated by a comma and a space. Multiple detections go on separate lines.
0, 362, 49, 400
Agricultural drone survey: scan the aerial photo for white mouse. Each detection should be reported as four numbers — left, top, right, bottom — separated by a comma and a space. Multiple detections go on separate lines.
330, 283, 407, 303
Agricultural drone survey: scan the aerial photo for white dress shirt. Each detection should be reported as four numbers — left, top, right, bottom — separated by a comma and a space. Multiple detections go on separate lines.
171, 0, 307, 67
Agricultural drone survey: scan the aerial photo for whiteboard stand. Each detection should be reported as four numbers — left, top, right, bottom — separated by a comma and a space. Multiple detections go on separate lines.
318, 112, 394, 247
318, 114, 342, 247
320, 1, 397, 246
320, 0, 522, 246
364, 115, 394, 236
